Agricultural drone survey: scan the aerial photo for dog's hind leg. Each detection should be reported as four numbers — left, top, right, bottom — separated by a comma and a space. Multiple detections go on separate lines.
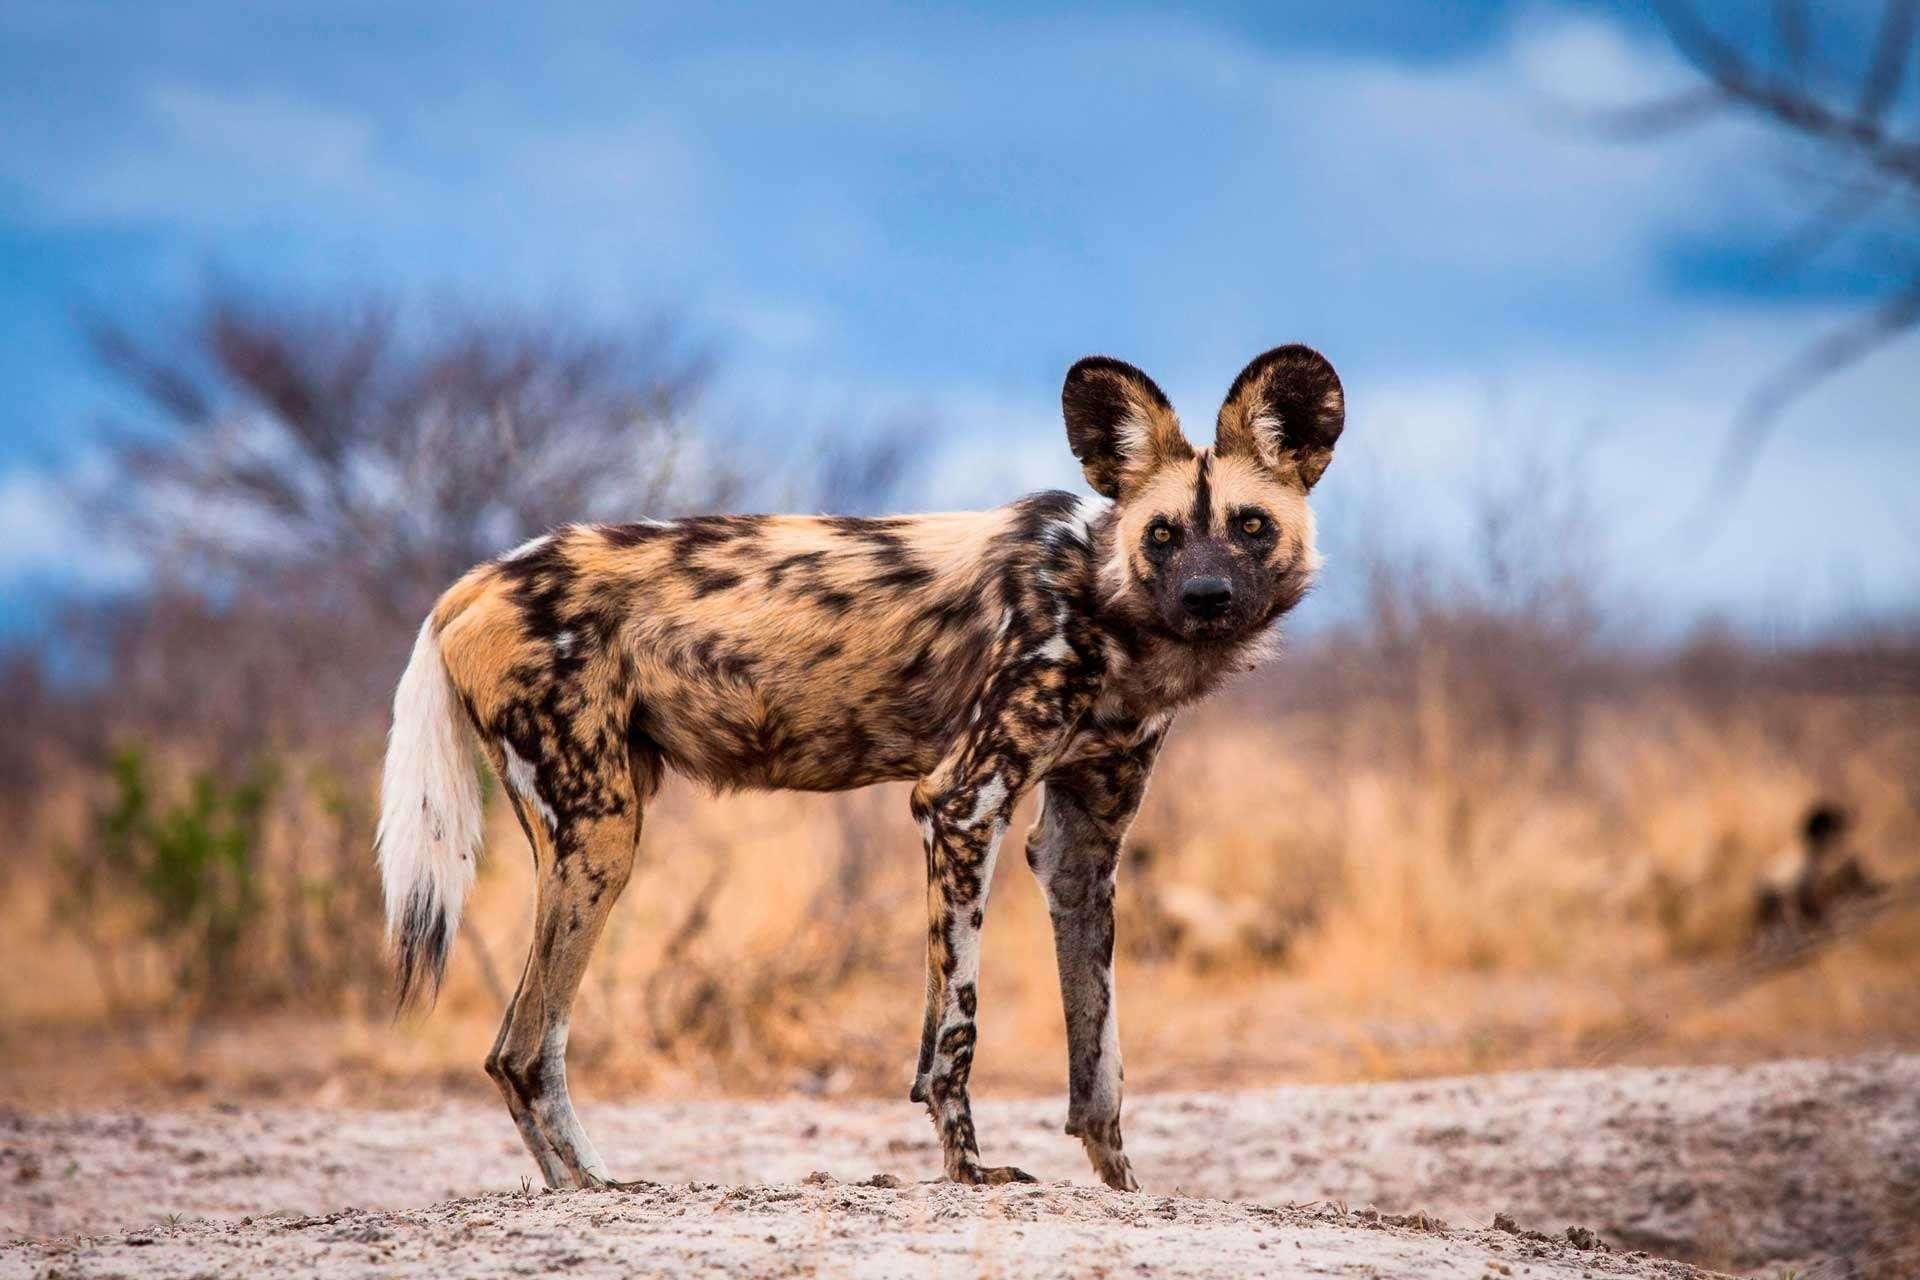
483, 730, 647, 1190
498, 807, 639, 1188
486, 930, 572, 1188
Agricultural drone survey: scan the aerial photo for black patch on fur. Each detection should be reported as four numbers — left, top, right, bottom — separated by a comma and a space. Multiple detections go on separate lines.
766, 550, 826, 589
1190, 452, 1213, 535
899, 640, 938, 685
599, 522, 671, 548
1009, 490, 1079, 541
803, 584, 856, 613
497, 534, 574, 642
669, 519, 747, 559
868, 556, 934, 592
1062, 359, 1176, 499
836, 705, 874, 766
907, 593, 976, 636
393, 885, 451, 1011
687, 565, 743, 596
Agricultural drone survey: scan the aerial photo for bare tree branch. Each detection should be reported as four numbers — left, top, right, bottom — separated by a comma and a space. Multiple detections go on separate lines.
1613, 2, 1920, 525
1575, 86, 1727, 140
1760, 173, 1893, 272
1651, 0, 1920, 185
83, 291, 732, 625
1858, 0, 1919, 126
1772, 0, 1810, 85
1679, 274, 1920, 544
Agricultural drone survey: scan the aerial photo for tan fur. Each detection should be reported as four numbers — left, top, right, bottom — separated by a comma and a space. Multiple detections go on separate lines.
382, 343, 1345, 1195
438, 510, 1026, 795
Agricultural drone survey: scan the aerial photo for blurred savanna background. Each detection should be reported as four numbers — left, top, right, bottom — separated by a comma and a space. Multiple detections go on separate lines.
1, 0, 1917, 1135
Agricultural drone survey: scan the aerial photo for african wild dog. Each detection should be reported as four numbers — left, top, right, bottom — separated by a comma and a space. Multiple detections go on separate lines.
377, 344, 1344, 1191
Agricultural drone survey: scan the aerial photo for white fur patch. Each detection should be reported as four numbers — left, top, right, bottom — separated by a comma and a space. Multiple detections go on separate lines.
964, 775, 1009, 829
930, 819, 1007, 1051
502, 532, 552, 562
1033, 632, 1073, 665
501, 738, 558, 836
946, 909, 982, 990
1055, 497, 1100, 549
376, 620, 484, 942
1115, 410, 1154, 468
1248, 409, 1286, 472
1087, 966, 1123, 1111
530, 1018, 613, 1184
1240, 627, 1285, 670
1299, 504, 1324, 576
554, 630, 576, 657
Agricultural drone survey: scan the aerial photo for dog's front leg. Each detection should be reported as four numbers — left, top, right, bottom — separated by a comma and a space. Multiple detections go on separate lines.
909, 756, 1034, 1186
907, 643, 1099, 1185
1025, 731, 1167, 1192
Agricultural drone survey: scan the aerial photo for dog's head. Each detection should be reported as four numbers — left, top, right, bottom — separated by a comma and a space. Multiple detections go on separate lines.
1063, 345, 1343, 643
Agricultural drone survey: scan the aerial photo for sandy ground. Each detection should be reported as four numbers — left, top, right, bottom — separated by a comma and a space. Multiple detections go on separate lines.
4, 1054, 1916, 1278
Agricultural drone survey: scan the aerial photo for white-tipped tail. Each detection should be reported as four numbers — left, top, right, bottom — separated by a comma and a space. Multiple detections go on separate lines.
376, 617, 484, 1006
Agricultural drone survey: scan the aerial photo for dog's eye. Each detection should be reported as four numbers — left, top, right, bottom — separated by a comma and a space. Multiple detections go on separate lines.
1240, 516, 1265, 536
1150, 523, 1173, 545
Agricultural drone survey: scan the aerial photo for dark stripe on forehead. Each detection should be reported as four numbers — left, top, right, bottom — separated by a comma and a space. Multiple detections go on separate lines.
1190, 451, 1213, 536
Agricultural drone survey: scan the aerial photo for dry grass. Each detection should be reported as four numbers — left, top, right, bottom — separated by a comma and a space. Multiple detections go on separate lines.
3, 662, 1916, 1110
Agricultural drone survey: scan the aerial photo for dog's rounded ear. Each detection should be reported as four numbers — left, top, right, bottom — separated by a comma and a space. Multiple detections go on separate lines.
1214, 345, 1344, 490
1062, 356, 1192, 499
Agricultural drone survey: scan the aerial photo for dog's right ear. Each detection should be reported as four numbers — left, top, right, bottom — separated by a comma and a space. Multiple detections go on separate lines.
1062, 357, 1192, 499
1214, 345, 1344, 491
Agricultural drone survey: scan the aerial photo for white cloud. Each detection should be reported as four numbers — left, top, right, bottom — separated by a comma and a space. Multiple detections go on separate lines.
0, 463, 139, 586
1507, 12, 1685, 101
145, 81, 376, 188
1314, 299, 1918, 624
0, 5, 1910, 627
13, 80, 390, 228
907, 289, 1917, 629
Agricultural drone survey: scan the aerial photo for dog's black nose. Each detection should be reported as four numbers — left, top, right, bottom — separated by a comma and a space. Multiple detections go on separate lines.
1181, 576, 1233, 620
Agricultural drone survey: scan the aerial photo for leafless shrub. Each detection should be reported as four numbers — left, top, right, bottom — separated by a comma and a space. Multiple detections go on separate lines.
24, 284, 922, 1022
0, 291, 720, 1020
643, 793, 909, 1089
66, 291, 740, 754
88, 293, 726, 619
1266, 451, 1621, 773
0, 650, 55, 819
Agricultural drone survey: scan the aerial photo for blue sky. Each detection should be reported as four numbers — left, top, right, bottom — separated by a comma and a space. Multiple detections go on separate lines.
2, 0, 1915, 637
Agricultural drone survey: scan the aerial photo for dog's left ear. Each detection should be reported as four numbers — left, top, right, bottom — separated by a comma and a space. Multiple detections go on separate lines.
1214, 345, 1344, 490
1062, 356, 1192, 499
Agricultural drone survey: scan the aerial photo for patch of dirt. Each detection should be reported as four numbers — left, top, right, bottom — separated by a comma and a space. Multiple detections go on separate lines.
4, 1055, 1916, 1278
1, 1181, 1719, 1280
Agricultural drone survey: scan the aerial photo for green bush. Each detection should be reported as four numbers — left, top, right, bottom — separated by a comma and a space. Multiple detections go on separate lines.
57, 745, 277, 1007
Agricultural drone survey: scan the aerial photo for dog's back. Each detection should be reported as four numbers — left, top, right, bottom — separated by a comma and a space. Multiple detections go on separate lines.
433, 495, 1095, 796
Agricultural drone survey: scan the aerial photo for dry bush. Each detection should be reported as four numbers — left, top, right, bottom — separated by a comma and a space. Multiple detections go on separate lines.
5, 638, 1916, 1102
1, 285, 919, 1037
4, 296, 1915, 1101
638, 789, 913, 1090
